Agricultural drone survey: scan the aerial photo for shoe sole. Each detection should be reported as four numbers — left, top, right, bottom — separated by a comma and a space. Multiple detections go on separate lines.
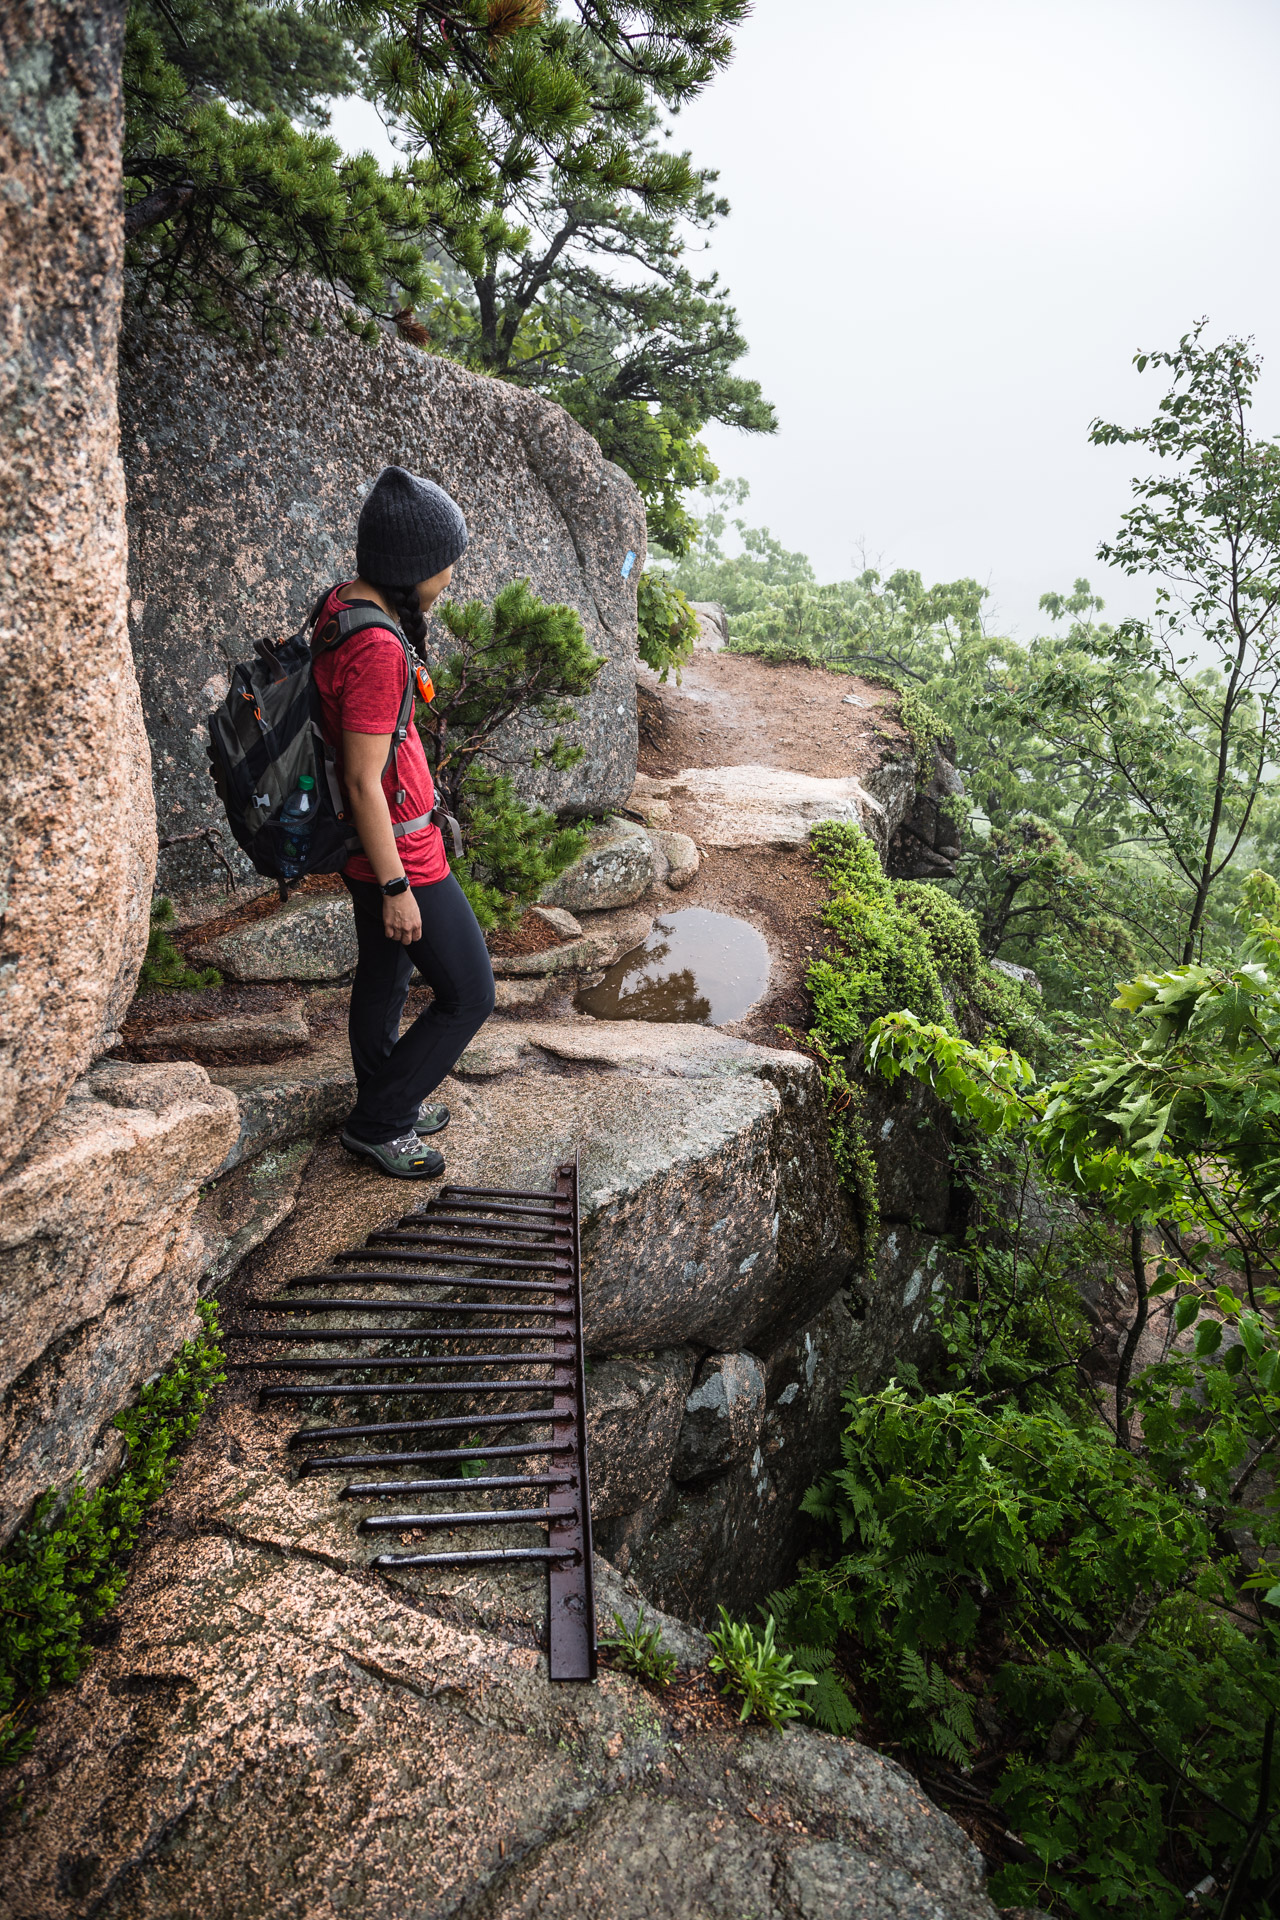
414, 1110, 451, 1137
340, 1132, 445, 1179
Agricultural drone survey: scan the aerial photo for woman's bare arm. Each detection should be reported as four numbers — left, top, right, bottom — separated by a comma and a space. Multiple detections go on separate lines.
343, 730, 421, 944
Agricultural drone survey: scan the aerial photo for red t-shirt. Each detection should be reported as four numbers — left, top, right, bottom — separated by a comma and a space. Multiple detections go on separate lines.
310, 584, 449, 886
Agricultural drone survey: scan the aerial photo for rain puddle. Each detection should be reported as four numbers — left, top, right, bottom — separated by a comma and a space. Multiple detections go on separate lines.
576, 908, 771, 1026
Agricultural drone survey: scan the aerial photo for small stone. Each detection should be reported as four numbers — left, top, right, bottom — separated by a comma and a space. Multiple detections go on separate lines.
539, 819, 658, 913
529, 904, 582, 940
492, 977, 562, 1014
649, 828, 699, 892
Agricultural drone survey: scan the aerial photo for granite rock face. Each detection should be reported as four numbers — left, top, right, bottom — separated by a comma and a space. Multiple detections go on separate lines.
586, 1347, 697, 1519
188, 892, 358, 982
0, 1061, 239, 1542
887, 740, 965, 881
850, 1226, 964, 1391
539, 818, 659, 913
863, 1066, 956, 1236
126, 1005, 310, 1064
671, 1349, 768, 1482
690, 600, 728, 649
0, 0, 155, 1171
120, 292, 646, 908
621, 1294, 862, 1620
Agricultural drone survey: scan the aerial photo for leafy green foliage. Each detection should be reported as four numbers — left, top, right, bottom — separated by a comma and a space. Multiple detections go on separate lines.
807, 822, 1053, 1059
446, 768, 587, 930
417, 578, 600, 926
601, 1607, 677, 1687
137, 897, 221, 990
122, 0, 764, 533
0, 1303, 225, 1766
791, 884, 1280, 1917
800, 821, 1052, 1242
1080, 325, 1280, 961
124, 0, 441, 343
672, 390, 1280, 1019
636, 570, 699, 682
706, 1609, 817, 1728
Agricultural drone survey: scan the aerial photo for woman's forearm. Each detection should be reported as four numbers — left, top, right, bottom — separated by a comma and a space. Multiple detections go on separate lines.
347, 778, 404, 886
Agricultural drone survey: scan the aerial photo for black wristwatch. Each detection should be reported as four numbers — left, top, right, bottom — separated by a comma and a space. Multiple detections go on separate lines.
381, 876, 410, 897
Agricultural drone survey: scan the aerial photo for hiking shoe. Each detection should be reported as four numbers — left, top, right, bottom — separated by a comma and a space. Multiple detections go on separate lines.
340, 1127, 445, 1179
414, 1103, 450, 1137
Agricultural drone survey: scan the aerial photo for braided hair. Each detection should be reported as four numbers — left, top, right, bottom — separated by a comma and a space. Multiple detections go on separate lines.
368, 578, 428, 657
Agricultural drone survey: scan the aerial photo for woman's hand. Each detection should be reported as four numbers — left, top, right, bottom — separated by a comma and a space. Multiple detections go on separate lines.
383, 887, 421, 945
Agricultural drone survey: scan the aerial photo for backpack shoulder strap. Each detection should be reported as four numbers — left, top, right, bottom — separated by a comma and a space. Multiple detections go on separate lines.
310, 597, 418, 802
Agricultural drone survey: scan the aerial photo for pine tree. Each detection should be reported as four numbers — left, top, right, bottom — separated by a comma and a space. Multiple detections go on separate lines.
123, 0, 753, 359
406, 75, 774, 551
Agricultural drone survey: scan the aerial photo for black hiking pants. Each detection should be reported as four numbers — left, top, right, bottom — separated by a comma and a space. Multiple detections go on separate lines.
342, 872, 495, 1145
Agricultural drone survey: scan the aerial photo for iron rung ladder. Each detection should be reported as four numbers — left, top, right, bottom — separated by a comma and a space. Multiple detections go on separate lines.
227, 1155, 595, 1681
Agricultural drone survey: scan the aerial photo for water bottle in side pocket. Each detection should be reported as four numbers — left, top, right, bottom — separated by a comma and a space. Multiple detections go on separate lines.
277, 774, 316, 877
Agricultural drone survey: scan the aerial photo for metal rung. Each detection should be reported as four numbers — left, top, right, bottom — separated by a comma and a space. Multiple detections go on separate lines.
260, 1377, 558, 1399
300, 1442, 573, 1475
371, 1547, 577, 1568
352, 1245, 569, 1273
289, 1409, 558, 1447
362, 1504, 572, 1532
369, 1232, 569, 1258
229, 1327, 563, 1342
345, 1473, 572, 1498
285, 1270, 571, 1293
329, 1252, 572, 1275
398, 1213, 565, 1234
233, 1351, 562, 1371
428, 1201, 570, 1220
243, 1157, 594, 1681
438, 1183, 566, 1202
257, 1299, 572, 1316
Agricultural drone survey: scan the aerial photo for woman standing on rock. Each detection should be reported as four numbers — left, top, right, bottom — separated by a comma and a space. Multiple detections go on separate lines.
311, 465, 495, 1179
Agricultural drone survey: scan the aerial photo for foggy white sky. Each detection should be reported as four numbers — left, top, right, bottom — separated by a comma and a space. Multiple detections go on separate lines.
330, 0, 1280, 638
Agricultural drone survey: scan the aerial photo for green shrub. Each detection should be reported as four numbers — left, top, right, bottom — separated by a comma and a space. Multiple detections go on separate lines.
636, 571, 699, 684
706, 1608, 817, 1727
792, 906, 1280, 1918
0, 1302, 225, 1766
416, 578, 603, 926
448, 768, 588, 931
601, 1607, 678, 1688
137, 898, 221, 991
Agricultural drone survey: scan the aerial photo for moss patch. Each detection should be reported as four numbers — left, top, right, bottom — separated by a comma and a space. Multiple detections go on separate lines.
803, 822, 1052, 1238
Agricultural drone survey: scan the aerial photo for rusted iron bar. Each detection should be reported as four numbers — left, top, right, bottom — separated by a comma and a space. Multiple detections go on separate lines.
235, 1158, 595, 1681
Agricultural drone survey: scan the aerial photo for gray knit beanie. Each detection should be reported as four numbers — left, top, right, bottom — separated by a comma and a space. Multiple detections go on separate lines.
356, 465, 469, 586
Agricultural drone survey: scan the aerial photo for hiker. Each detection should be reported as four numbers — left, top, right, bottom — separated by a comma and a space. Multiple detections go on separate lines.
313, 465, 495, 1179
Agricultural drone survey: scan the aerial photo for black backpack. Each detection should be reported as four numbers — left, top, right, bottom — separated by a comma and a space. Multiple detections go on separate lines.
207, 590, 450, 891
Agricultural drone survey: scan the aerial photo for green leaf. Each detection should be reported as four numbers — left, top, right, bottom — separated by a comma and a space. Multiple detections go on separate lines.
1174, 1294, 1200, 1333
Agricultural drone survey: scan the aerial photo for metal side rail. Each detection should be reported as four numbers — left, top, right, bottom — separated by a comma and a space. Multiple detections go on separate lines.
226, 1155, 595, 1682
